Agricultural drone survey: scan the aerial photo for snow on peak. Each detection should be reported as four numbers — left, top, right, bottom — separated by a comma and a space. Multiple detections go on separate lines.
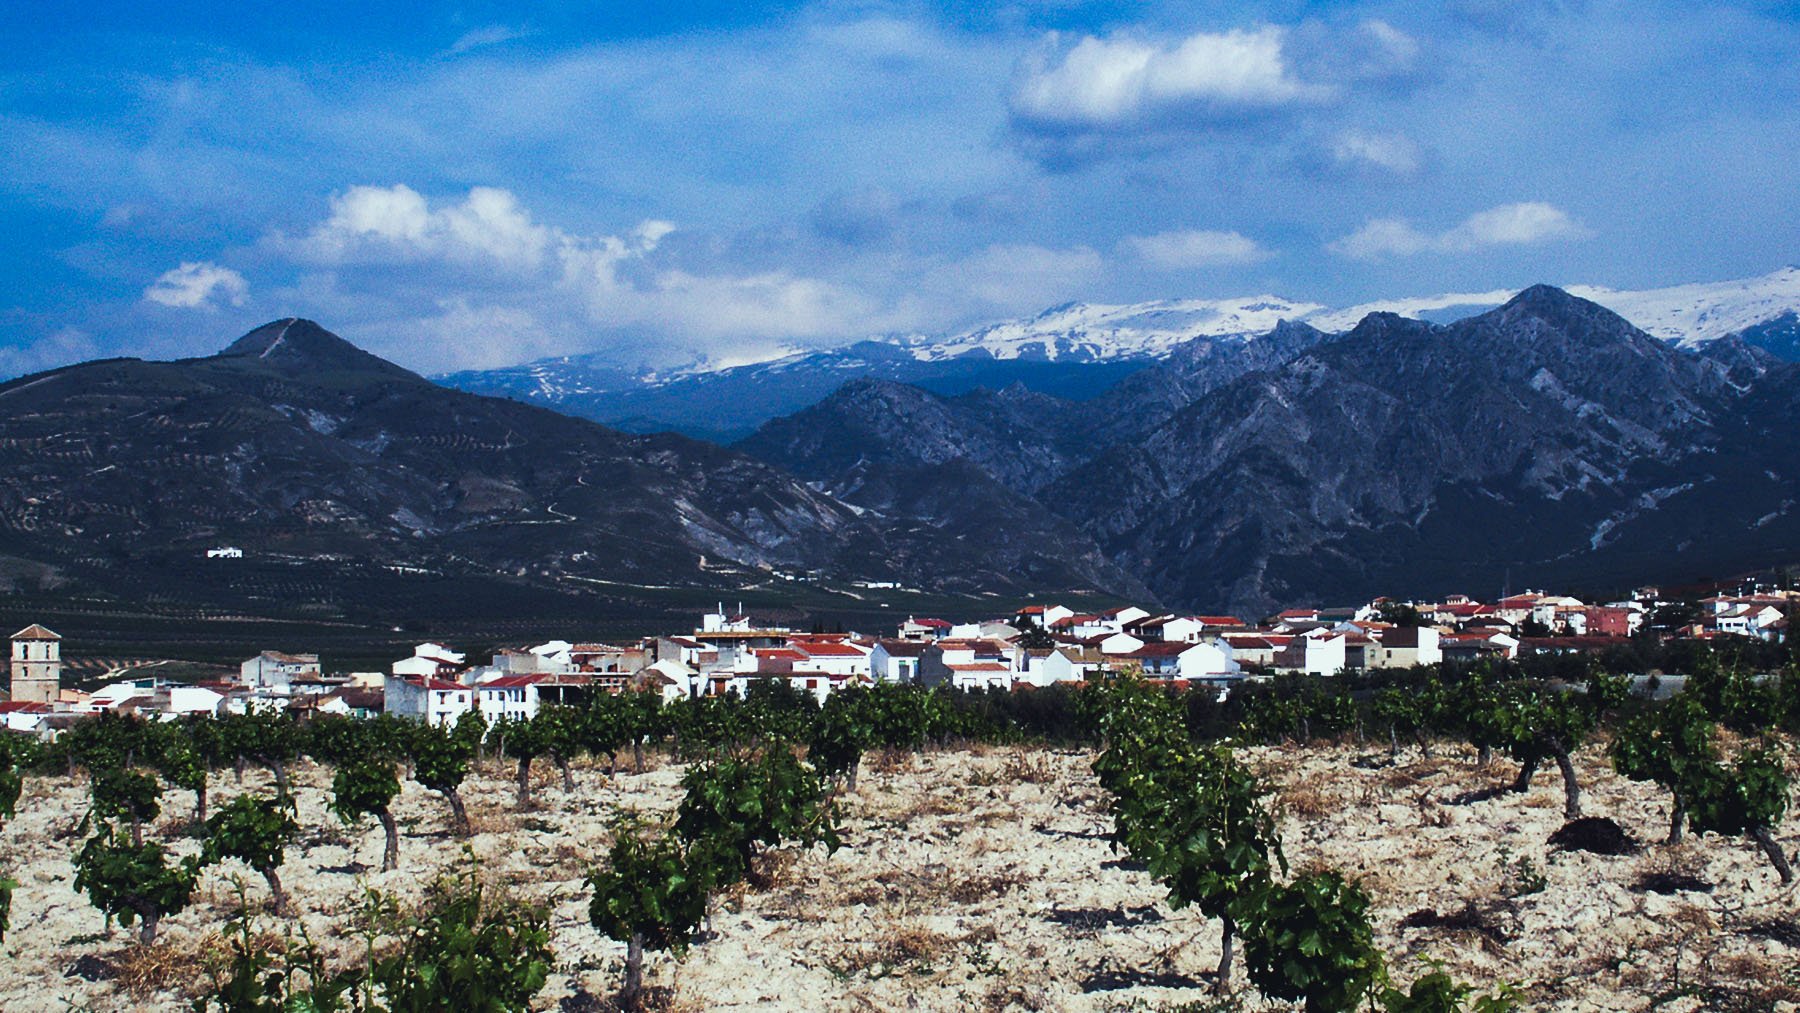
899, 295, 1328, 363
1565, 267, 1800, 345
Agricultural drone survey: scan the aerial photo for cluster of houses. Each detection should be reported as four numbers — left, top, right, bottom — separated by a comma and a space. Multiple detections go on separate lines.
1, 585, 1792, 734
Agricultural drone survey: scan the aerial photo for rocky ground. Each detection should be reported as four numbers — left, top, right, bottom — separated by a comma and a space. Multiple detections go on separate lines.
0, 738, 1796, 1012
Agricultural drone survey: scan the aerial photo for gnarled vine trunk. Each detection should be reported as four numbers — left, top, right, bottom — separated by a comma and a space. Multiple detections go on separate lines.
1552, 747, 1582, 819
1750, 827, 1794, 883
621, 931, 646, 1010
441, 786, 471, 837
377, 808, 399, 872
515, 756, 533, 809
1213, 914, 1236, 995
261, 865, 289, 915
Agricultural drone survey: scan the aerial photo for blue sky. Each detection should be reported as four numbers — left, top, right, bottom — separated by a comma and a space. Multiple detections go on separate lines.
2, 0, 1797, 375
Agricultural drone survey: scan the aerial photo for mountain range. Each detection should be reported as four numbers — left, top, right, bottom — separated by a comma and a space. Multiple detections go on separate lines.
437, 268, 1800, 443
0, 320, 1136, 631
5, 272, 1800, 628
738, 287, 1800, 614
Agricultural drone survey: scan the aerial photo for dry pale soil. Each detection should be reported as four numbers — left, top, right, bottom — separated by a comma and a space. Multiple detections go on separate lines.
1, 739, 1797, 1012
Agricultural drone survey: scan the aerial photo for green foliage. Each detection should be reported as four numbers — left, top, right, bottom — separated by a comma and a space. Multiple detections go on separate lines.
587, 814, 713, 958
0, 735, 21, 820
331, 758, 402, 870
1687, 740, 1791, 838
1612, 694, 1717, 789
742, 677, 819, 743
330, 761, 401, 826
203, 793, 298, 875
90, 767, 163, 834
72, 825, 202, 944
0, 738, 17, 942
1380, 965, 1521, 1013
0, 875, 14, 944
1241, 870, 1384, 1013
190, 902, 355, 1013
1687, 659, 1781, 734
373, 858, 553, 1013
409, 722, 473, 796
809, 686, 876, 785
673, 746, 841, 887
194, 853, 551, 1013
1236, 674, 1356, 744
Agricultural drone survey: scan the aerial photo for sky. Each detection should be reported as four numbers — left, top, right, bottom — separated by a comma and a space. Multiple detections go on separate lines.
2, 0, 1798, 376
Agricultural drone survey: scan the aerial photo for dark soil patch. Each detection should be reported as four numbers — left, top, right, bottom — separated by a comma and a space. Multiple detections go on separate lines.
1399, 901, 1512, 944
1099, 858, 1147, 872
1081, 966, 1207, 993
64, 954, 114, 982
317, 861, 371, 875
1743, 919, 1800, 947
1033, 824, 1112, 841
1630, 871, 1713, 895
1046, 905, 1164, 931
1549, 816, 1639, 855
1449, 784, 1510, 805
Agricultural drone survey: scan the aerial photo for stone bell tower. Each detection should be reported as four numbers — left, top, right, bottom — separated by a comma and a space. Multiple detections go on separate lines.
9, 624, 61, 704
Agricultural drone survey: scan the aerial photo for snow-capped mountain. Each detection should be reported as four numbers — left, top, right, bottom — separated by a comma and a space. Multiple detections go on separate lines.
1567, 267, 1800, 346
436, 268, 1800, 441
895, 296, 1326, 363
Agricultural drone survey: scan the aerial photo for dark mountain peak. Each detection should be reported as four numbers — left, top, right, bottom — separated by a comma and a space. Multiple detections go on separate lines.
1490, 284, 1640, 340
218, 319, 418, 379
831, 375, 935, 405
1266, 318, 1325, 340
1342, 310, 1436, 345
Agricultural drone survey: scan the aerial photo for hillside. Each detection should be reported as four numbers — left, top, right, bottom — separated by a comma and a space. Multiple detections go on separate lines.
741, 288, 1800, 614
0, 319, 1143, 633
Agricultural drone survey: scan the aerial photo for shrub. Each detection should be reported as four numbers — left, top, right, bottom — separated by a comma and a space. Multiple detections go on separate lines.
674, 747, 840, 889
72, 826, 202, 945
1241, 870, 1384, 1013
203, 793, 300, 914
587, 815, 715, 1011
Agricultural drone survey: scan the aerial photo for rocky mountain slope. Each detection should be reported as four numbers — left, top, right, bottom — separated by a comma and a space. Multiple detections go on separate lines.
438, 269, 1800, 443
741, 288, 1800, 614
0, 320, 1140, 619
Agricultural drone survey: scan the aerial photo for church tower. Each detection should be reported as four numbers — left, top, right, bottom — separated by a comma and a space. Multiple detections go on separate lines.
9, 624, 61, 704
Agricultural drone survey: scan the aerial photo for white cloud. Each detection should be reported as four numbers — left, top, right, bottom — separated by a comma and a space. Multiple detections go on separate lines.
444, 25, 531, 57
1330, 130, 1422, 175
0, 327, 99, 379
1011, 27, 1331, 130
949, 243, 1104, 310
1124, 229, 1269, 268
143, 261, 250, 309
280, 184, 888, 356
294, 184, 555, 269
1330, 202, 1590, 259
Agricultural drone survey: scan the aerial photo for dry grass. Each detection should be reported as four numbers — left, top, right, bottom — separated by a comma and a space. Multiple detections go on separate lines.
865, 748, 914, 777
1000, 750, 1058, 785
1278, 780, 1335, 818
115, 930, 226, 1000
945, 871, 1028, 905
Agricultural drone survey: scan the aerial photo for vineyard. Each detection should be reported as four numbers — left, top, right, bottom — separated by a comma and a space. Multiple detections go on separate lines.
0, 665, 1797, 1011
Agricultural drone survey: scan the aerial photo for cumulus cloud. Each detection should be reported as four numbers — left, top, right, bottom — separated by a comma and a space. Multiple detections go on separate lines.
143, 261, 250, 308
294, 184, 555, 269
1010, 27, 1331, 132
1123, 229, 1270, 268
1329, 202, 1590, 259
276, 184, 890, 364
